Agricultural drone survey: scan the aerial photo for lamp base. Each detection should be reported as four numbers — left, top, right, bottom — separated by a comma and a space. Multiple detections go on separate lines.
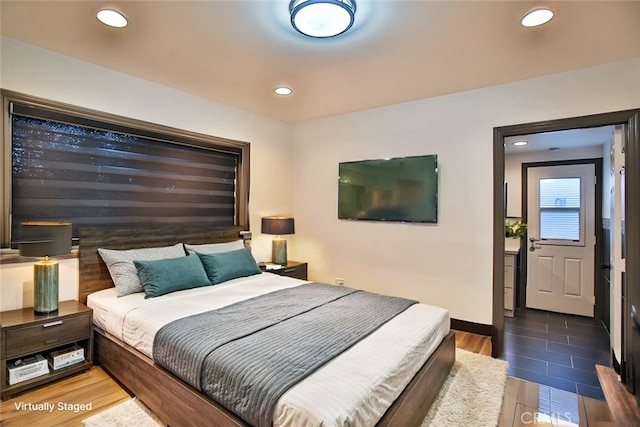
272, 238, 288, 265
34, 260, 59, 314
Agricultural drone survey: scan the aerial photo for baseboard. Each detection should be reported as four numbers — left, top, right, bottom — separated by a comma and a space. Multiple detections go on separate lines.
451, 318, 492, 336
612, 350, 621, 375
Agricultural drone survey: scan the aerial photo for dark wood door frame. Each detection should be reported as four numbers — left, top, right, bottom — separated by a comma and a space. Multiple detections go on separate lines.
492, 109, 640, 365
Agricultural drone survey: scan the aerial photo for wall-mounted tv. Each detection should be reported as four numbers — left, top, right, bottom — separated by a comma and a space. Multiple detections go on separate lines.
338, 154, 438, 223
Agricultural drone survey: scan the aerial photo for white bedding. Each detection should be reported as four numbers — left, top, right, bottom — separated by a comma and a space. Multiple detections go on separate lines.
88, 273, 450, 427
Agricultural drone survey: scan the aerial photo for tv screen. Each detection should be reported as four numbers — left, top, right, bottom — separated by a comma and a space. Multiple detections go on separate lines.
338, 155, 438, 223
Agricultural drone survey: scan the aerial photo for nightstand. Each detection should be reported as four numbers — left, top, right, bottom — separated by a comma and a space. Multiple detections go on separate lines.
1, 300, 93, 400
263, 261, 308, 280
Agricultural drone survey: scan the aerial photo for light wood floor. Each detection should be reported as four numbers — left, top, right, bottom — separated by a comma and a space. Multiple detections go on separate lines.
0, 367, 130, 426
1, 331, 616, 426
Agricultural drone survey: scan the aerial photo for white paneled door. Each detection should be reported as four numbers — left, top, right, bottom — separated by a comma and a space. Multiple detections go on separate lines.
526, 164, 596, 317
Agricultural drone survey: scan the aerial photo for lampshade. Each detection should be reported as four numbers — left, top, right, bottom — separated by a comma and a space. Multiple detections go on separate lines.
18, 221, 72, 257
289, 0, 356, 38
261, 217, 295, 236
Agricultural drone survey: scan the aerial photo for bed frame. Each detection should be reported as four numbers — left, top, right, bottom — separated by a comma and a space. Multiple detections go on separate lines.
79, 225, 455, 427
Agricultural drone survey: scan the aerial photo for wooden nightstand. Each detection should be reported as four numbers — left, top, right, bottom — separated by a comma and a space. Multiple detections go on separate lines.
262, 261, 308, 280
1, 300, 93, 400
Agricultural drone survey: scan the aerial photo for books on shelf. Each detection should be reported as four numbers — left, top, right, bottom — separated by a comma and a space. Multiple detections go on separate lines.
7, 354, 49, 385
46, 344, 85, 370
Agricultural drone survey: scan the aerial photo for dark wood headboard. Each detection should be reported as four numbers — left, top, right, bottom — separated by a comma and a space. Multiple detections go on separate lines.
78, 225, 245, 304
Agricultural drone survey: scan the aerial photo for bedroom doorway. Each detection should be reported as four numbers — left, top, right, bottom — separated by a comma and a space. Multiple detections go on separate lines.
492, 109, 640, 399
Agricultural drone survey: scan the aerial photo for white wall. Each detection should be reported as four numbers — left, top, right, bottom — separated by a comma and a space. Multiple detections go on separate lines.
0, 37, 293, 310
2, 36, 639, 323
505, 145, 606, 218
291, 57, 640, 325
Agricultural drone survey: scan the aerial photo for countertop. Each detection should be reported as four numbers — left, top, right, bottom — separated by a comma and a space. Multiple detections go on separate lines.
505, 238, 522, 255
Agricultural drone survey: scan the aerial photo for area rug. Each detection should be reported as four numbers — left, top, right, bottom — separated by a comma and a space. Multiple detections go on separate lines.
422, 348, 509, 427
82, 398, 163, 427
83, 349, 508, 427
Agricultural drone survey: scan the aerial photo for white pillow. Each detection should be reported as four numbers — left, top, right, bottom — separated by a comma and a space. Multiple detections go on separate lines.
184, 240, 245, 255
98, 243, 185, 297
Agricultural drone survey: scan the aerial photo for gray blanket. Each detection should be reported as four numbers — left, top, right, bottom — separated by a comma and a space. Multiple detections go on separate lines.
153, 283, 417, 427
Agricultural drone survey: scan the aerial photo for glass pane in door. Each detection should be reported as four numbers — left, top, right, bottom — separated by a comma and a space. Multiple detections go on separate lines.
539, 177, 581, 241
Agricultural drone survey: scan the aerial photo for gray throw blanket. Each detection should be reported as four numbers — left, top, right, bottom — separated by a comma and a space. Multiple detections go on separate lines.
153, 283, 417, 427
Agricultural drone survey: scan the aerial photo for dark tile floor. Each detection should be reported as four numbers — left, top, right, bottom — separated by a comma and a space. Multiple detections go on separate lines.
502, 308, 611, 401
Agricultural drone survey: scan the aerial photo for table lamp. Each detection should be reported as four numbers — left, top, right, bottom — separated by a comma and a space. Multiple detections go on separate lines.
18, 221, 72, 314
261, 217, 295, 265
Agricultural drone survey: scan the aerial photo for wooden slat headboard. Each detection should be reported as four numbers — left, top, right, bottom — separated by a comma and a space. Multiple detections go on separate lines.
78, 225, 245, 304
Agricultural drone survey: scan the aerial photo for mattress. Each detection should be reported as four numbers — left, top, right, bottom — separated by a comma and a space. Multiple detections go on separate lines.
88, 273, 450, 427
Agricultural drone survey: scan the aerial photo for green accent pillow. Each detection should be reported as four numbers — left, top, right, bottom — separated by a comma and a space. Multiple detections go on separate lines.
197, 248, 261, 285
134, 255, 211, 298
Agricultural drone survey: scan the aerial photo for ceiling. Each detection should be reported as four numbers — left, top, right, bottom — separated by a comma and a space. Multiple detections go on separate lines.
1, 1, 639, 123
504, 126, 614, 154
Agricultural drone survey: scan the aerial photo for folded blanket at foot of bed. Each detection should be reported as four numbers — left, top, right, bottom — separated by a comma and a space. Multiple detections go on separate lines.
153, 282, 417, 427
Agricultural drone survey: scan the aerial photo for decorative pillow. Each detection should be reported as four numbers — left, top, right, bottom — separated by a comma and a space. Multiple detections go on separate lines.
134, 255, 211, 299
184, 240, 245, 255
197, 248, 261, 285
97, 244, 186, 296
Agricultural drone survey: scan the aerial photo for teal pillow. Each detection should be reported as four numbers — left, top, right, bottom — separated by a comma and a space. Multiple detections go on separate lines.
197, 248, 261, 285
134, 255, 211, 298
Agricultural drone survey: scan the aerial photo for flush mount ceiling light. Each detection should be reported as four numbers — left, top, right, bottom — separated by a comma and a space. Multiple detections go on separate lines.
290, 0, 356, 38
97, 9, 128, 28
512, 140, 528, 147
274, 86, 293, 96
521, 7, 554, 27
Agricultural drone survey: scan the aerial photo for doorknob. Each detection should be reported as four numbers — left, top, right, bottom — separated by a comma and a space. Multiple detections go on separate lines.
529, 237, 540, 252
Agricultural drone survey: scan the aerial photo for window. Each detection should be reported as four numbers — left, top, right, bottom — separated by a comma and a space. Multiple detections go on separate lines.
2, 90, 250, 248
538, 177, 581, 241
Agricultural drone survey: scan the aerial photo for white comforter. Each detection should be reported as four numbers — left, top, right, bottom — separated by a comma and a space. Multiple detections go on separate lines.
88, 273, 449, 427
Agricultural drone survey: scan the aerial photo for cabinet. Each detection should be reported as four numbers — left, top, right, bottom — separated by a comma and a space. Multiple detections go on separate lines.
504, 241, 520, 317
263, 261, 308, 280
1, 300, 93, 400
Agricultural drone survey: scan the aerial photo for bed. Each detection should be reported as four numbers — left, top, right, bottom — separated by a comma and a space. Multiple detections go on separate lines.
79, 225, 455, 427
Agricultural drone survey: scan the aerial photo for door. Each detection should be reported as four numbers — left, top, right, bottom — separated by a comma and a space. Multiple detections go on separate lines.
526, 164, 596, 317
610, 126, 625, 372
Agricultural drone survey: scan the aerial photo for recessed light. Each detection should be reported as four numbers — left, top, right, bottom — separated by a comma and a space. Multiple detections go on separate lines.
97, 9, 128, 28
521, 8, 554, 27
512, 141, 528, 147
274, 87, 293, 96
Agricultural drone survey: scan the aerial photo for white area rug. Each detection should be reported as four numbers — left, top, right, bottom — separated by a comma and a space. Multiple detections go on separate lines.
82, 398, 163, 427
422, 348, 509, 427
83, 348, 508, 427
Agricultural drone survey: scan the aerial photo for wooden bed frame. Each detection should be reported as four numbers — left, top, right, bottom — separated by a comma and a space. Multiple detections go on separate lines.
78, 225, 455, 427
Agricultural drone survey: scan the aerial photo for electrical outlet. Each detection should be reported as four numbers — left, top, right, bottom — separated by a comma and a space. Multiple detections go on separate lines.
335, 278, 345, 286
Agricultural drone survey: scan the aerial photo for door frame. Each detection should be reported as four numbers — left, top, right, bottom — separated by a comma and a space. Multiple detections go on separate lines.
492, 109, 640, 362
521, 159, 603, 317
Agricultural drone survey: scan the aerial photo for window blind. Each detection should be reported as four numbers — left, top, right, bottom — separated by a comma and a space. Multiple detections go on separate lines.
538, 177, 581, 241
10, 104, 239, 246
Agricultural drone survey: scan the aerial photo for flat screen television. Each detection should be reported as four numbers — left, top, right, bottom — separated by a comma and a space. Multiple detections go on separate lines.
338, 154, 438, 223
